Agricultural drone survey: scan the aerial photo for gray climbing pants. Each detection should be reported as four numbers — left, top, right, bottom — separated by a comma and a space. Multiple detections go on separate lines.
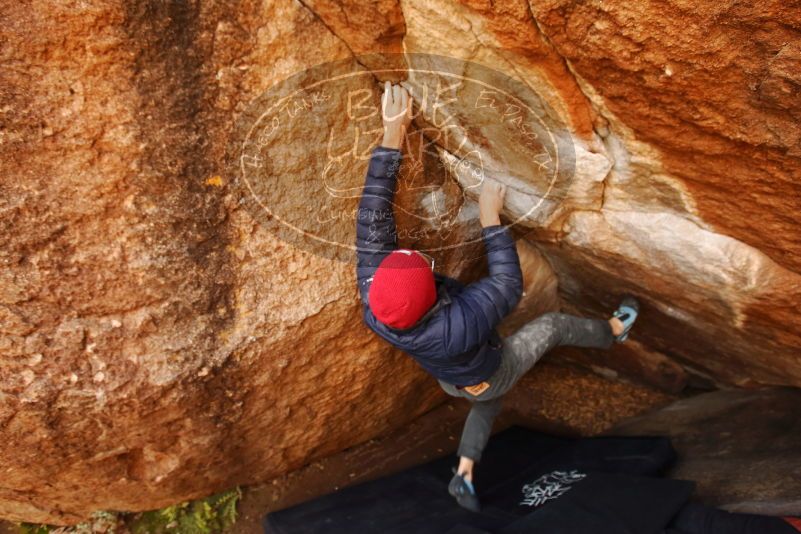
437, 312, 616, 462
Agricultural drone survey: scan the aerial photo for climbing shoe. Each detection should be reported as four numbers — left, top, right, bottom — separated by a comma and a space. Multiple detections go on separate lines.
448, 467, 481, 512
612, 295, 640, 343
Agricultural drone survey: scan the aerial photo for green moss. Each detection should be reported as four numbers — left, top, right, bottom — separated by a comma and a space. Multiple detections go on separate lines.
128, 488, 242, 534
17, 488, 241, 534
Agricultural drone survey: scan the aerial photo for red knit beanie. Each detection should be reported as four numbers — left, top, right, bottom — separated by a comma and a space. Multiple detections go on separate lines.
368, 249, 437, 329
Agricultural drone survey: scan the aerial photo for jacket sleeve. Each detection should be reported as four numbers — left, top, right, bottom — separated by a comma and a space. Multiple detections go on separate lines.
356, 146, 403, 304
442, 225, 523, 354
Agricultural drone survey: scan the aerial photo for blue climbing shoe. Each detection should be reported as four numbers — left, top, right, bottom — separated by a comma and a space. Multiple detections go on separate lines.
448, 467, 481, 512
612, 296, 640, 343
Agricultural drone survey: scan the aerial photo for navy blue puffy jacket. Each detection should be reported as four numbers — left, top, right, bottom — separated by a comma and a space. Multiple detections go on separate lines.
356, 146, 524, 387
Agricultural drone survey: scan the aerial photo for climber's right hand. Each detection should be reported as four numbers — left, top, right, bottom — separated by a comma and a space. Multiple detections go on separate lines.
479, 181, 506, 228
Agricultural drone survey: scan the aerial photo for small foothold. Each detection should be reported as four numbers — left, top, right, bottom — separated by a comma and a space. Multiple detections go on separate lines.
205, 175, 224, 187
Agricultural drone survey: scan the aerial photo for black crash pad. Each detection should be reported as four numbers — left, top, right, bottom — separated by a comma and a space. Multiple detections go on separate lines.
262, 426, 691, 534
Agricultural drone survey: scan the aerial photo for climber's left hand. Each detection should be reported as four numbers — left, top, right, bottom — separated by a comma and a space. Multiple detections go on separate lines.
380, 81, 412, 150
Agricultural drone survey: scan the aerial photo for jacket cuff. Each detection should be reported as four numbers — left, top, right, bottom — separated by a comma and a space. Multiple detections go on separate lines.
456, 443, 483, 463
481, 224, 515, 252
372, 145, 402, 161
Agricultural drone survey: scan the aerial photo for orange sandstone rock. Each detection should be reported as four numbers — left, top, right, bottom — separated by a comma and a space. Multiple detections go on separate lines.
1, 0, 800, 525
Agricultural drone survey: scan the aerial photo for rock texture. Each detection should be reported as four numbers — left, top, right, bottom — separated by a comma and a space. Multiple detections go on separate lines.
611, 388, 801, 516
0, 0, 799, 525
396, 0, 801, 388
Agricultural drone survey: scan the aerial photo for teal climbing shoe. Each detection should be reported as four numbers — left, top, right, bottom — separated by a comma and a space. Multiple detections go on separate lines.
448, 467, 481, 512
612, 296, 640, 343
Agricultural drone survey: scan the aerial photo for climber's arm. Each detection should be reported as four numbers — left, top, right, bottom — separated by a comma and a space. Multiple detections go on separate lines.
355, 82, 413, 304
443, 225, 523, 353
356, 147, 402, 303
442, 182, 523, 353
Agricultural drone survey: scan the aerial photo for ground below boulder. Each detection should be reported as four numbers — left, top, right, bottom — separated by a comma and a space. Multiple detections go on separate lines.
611, 387, 801, 516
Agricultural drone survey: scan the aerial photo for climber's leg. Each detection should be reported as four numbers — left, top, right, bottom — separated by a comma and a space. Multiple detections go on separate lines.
448, 395, 504, 512
503, 312, 616, 380
445, 299, 640, 512
434, 380, 503, 478
456, 395, 505, 470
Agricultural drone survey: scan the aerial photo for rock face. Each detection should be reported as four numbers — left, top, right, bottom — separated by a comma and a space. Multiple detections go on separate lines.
611, 388, 801, 515
0, 0, 799, 525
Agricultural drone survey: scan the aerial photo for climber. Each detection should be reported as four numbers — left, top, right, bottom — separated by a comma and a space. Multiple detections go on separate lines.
355, 81, 640, 513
